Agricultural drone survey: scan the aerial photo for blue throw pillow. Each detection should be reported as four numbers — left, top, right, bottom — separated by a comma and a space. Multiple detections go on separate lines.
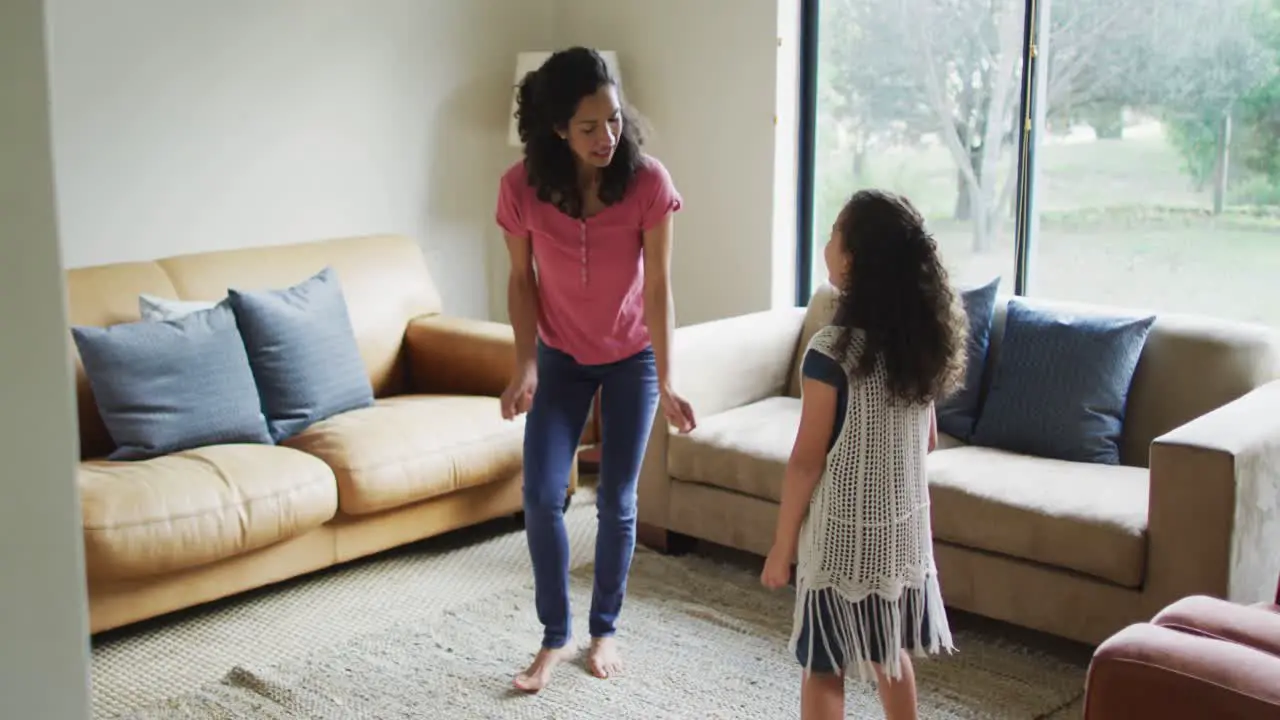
936, 276, 1000, 441
228, 266, 374, 442
970, 299, 1155, 465
71, 301, 272, 461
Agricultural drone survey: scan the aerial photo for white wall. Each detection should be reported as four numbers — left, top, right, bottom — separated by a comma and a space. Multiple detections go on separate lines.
46, 0, 797, 325
47, 0, 554, 320
549, 0, 800, 325
0, 1, 93, 718
772, 0, 802, 311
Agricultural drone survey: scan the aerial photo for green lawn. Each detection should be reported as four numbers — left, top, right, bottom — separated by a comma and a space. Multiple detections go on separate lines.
814, 123, 1280, 327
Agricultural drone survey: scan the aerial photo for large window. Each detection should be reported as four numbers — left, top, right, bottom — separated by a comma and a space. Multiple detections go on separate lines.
800, 0, 1280, 326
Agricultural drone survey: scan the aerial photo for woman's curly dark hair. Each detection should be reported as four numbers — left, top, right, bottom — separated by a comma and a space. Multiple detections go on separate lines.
830, 189, 968, 405
514, 47, 645, 218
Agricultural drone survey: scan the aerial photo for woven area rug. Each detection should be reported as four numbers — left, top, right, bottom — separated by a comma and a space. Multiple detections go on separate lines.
122, 549, 1085, 719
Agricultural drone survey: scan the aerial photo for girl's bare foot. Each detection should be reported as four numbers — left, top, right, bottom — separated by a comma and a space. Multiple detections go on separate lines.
587, 637, 624, 679
513, 646, 570, 693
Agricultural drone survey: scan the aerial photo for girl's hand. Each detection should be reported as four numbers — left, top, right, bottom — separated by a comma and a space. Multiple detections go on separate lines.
760, 544, 793, 590
500, 362, 537, 420
659, 385, 697, 434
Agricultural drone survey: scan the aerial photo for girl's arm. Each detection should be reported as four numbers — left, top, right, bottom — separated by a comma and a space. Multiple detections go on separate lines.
771, 376, 838, 560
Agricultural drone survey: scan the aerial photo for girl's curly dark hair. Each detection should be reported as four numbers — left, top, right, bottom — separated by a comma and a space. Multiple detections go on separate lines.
514, 47, 645, 218
831, 190, 968, 405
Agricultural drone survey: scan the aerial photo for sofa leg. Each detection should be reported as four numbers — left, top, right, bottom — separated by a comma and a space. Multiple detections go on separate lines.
637, 522, 696, 556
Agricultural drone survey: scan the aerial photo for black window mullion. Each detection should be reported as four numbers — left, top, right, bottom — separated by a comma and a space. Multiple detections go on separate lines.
1012, 0, 1045, 296
795, 0, 820, 306
796, 0, 1044, 301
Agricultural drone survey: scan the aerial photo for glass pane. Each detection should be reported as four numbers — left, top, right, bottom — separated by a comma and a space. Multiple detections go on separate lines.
811, 0, 1028, 293
1031, 0, 1280, 326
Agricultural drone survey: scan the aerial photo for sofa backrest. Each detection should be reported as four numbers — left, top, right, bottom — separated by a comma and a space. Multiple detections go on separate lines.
786, 286, 1280, 468
65, 234, 442, 459
787, 284, 841, 398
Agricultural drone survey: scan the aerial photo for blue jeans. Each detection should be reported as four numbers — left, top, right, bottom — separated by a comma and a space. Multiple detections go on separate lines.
523, 342, 659, 649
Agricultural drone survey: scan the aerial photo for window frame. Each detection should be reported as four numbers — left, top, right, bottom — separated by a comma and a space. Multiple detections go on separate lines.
793, 0, 1047, 304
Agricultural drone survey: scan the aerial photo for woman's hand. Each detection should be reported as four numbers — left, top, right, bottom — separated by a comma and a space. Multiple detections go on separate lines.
500, 362, 537, 420
659, 385, 696, 434
760, 543, 793, 590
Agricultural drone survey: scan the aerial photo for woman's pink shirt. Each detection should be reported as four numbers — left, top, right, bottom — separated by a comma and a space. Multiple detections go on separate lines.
495, 156, 682, 366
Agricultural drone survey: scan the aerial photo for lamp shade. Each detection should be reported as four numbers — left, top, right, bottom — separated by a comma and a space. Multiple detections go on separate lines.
508, 50, 621, 148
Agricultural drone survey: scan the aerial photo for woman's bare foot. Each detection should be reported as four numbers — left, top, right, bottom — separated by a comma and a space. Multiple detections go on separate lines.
513, 646, 570, 693
587, 637, 624, 679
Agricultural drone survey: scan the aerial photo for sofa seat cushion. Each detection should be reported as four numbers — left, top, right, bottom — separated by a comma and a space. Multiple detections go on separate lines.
928, 446, 1148, 587
668, 397, 799, 502
284, 395, 524, 516
80, 445, 337, 582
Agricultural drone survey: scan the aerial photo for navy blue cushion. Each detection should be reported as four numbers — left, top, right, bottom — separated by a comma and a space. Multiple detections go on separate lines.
936, 277, 1000, 441
71, 301, 272, 461
228, 267, 373, 442
970, 299, 1155, 465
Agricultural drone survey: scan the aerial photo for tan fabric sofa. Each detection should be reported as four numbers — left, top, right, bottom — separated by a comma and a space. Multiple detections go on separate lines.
638, 284, 1280, 645
69, 235, 569, 634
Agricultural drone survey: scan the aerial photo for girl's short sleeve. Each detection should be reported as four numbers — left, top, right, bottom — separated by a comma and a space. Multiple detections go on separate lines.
801, 349, 846, 388
496, 169, 526, 237
640, 158, 683, 231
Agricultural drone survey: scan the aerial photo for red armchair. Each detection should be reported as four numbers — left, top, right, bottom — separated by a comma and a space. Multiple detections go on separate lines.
1083, 573, 1280, 718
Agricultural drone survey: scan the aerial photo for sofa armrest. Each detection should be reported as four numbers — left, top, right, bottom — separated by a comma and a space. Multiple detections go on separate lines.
637, 307, 806, 531
1146, 379, 1280, 610
404, 314, 514, 397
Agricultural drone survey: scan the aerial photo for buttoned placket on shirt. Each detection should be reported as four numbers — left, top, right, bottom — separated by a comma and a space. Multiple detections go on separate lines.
579, 220, 588, 287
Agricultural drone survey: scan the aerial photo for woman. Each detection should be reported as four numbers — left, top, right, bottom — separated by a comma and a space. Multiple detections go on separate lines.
495, 46, 697, 692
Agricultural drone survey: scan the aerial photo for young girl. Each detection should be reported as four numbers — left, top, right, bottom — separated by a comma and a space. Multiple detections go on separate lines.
761, 189, 968, 719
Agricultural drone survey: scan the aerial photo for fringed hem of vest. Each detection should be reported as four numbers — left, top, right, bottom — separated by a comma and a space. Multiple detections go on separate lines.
788, 575, 955, 683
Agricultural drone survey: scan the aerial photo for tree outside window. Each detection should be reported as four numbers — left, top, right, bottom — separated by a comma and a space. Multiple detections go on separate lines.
811, 0, 1280, 325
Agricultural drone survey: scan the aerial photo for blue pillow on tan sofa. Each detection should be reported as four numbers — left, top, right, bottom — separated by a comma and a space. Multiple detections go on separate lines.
71, 301, 272, 461
937, 276, 1000, 441
228, 266, 373, 443
970, 298, 1155, 465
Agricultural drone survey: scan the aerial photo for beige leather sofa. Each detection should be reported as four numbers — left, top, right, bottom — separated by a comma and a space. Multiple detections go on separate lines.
70, 235, 569, 634
638, 284, 1280, 645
